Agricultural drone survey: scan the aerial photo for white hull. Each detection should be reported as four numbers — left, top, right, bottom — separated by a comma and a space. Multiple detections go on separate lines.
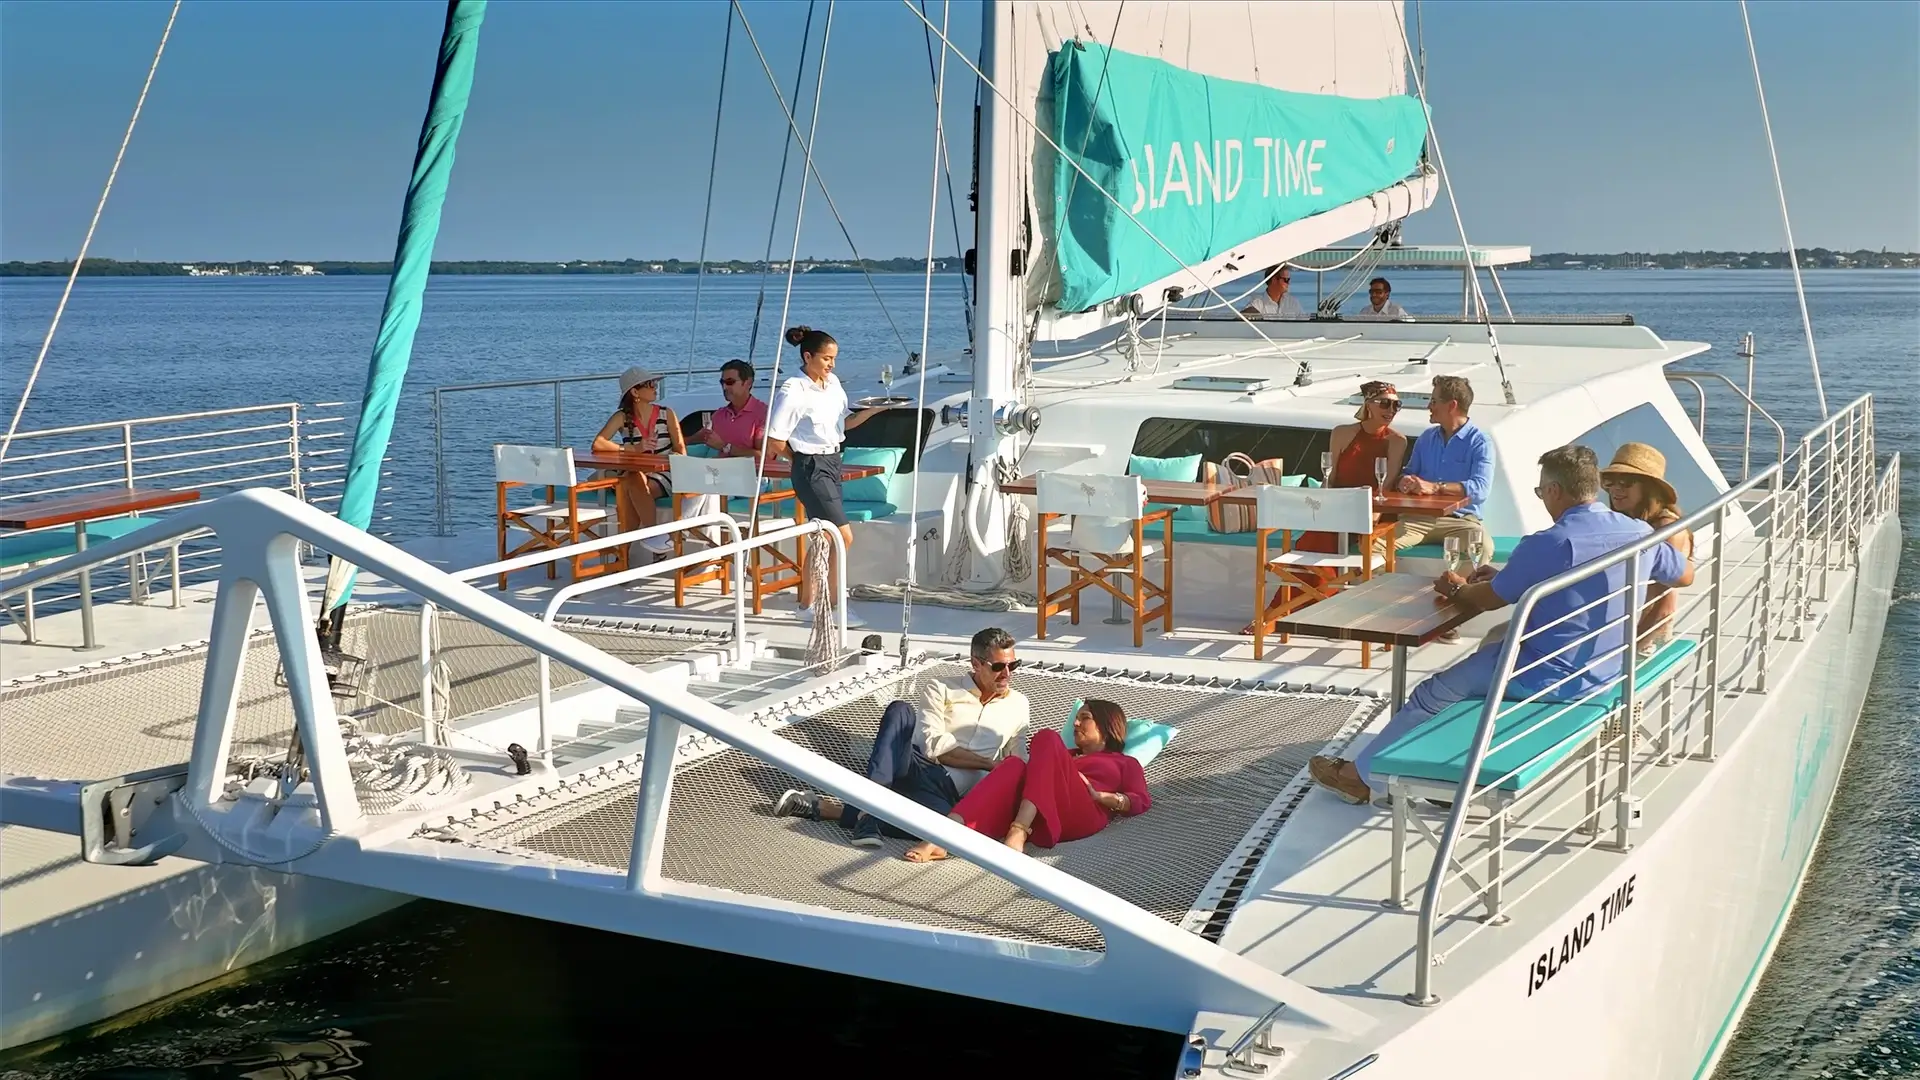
1, 825, 403, 1051
1320, 509, 1900, 1079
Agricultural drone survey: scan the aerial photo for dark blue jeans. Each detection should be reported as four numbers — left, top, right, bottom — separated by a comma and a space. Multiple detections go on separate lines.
844, 700, 960, 842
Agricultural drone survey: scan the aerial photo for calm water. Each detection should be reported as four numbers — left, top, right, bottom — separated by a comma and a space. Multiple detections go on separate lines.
0, 270, 1914, 1078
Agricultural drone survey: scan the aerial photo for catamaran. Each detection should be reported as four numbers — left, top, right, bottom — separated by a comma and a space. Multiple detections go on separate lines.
0, 3, 1901, 1077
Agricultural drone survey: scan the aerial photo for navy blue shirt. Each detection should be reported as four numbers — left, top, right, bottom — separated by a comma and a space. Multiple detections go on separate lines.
1492, 502, 1689, 699
1404, 421, 1495, 518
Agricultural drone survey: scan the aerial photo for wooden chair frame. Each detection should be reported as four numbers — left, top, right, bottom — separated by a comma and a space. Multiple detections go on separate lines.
1035, 508, 1174, 648
495, 475, 622, 590
1251, 488, 1382, 663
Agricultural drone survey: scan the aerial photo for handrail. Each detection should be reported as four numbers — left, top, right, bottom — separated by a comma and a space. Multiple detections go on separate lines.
1408, 460, 1785, 1003
527, 517, 850, 763
414, 512, 742, 737
1408, 392, 1881, 1004
0, 401, 334, 442
0, 487, 1375, 1042
1666, 369, 1788, 478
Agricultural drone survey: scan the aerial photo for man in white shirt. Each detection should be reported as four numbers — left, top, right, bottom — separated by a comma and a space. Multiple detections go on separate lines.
1349, 277, 1410, 320
1241, 265, 1306, 319
773, 627, 1031, 849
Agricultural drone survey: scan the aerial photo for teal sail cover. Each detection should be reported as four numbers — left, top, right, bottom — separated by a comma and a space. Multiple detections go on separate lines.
323, 0, 484, 615
1049, 42, 1429, 312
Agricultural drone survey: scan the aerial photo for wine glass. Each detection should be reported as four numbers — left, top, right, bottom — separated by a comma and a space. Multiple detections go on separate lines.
879, 364, 895, 394
1373, 457, 1389, 501
1443, 534, 1468, 578
1319, 450, 1333, 483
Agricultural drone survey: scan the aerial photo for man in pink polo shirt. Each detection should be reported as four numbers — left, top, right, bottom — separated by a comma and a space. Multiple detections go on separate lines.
694, 359, 768, 458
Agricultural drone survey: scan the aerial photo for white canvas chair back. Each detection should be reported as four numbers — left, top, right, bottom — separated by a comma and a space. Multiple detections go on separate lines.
495, 444, 577, 488
1255, 485, 1373, 550
1037, 472, 1146, 554
670, 454, 759, 498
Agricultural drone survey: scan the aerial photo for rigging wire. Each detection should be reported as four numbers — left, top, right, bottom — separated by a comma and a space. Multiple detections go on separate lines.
684, 4, 735, 392
733, 3, 915, 363
916, 0, 972, 343
1739, 0, 1826, 418
1391, 5, 1518, 405
742, 1, 818, 371
898, 0, 951, 656
1, 0, 181, 469
899, 3, 1308, 375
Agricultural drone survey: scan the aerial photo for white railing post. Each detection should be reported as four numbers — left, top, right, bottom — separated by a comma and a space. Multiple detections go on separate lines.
120, 422, 137, 489
1699, 501, 1725, 761
433, 389, 451, 537
1739, 332, 1756, 479
626, 703, 682, 892
553, 380, 566, 450
418, 601, 438, 746
287, 404, 306, 502
1611, 550, 1646, 850
1756, 469, 1777, 692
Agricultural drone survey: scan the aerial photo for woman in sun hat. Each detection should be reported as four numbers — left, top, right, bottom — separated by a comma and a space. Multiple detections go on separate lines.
1601, 442, 1691, 655
593, 366, 686, 560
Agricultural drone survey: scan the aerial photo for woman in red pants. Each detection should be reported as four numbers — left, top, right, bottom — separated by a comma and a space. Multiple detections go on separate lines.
903, 699, 1151, 862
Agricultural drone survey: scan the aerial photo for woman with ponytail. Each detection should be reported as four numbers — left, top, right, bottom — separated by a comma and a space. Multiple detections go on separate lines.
763, 326, 885, 614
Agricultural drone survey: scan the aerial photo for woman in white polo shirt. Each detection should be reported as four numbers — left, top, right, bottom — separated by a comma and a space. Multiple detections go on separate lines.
764, 326, 885, 597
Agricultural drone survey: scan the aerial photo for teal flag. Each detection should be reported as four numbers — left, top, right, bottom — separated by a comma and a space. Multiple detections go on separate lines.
323, 0, 484, 615
1049, 42, 1429, 312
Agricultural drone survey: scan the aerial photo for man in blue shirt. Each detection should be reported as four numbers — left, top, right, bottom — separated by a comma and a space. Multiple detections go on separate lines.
1311, 445, 1694, 804
1382, 375, 1497, 567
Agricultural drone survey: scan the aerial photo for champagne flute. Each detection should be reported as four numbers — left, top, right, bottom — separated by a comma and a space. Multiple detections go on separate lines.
1373, 456, 1389, 501
1443, 534, 1467, 578
1320, 450, 1334, 483
879, 364, 895, 394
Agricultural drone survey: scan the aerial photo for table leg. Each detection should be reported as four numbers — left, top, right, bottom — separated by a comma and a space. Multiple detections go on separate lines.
1104, 570, 1129, 625
1391, 645, 1408, 712
75, 522, 97, 651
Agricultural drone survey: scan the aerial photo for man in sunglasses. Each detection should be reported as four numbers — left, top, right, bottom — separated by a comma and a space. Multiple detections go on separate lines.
774, 627, 1031, 849
693, 359, 767, 459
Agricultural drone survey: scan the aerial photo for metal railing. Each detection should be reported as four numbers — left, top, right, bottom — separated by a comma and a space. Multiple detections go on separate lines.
1667, 364, 1787, 482
0, 401, 352, 610
1403, 393, 1885, 1003
431, 369, 714, 536
0, 487, 1372, 1043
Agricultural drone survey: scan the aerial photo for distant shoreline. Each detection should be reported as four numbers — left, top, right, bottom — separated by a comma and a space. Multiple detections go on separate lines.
2, 250, 1914, 277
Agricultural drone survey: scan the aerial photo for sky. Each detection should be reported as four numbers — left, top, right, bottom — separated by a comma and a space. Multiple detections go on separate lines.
2, 0, 1915, 262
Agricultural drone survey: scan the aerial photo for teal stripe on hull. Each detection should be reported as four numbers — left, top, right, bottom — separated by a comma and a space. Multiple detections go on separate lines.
325, 0, 485, 613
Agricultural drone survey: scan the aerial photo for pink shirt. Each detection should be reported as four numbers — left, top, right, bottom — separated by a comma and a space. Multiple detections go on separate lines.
710, 395, 768, 454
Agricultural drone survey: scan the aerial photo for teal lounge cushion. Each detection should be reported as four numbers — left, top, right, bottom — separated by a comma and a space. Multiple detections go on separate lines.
1057, 698, 1179, 768
842, 446, 904, 503
842, 500, 898, 522
1371, 698, 1612, 793
1129, 453, 1206, 523
1, 517, 166, 569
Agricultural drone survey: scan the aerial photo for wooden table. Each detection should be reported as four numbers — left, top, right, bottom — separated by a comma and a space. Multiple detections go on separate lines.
1374, 491, 1469, 519
1265, 571, 1475, 710
0, 487, 203, 650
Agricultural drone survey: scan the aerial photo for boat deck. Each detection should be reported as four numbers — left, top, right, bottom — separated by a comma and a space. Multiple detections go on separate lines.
456, 660, 1381, 950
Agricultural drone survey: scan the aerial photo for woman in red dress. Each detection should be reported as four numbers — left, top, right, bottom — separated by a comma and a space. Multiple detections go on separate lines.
903, 699, 1151, 862
1247, 381, 1409, 633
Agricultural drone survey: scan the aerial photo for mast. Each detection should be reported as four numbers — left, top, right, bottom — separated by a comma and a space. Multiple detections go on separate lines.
964, 0, 1019, 586
317, 0, 486, 645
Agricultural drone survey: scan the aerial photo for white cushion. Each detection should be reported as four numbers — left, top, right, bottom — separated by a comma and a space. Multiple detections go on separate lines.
512, 503, 610, 525
1267, 551, 1364, 569
1068, 516, 1142, 554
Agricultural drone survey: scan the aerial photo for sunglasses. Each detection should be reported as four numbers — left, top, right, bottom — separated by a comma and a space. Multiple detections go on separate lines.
973, 657, 1022, 673
720, 377, 742, 387
1372, 398, 1402, 412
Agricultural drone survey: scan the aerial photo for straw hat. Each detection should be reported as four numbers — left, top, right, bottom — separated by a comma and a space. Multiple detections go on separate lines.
618, 366, 661, 396
1601, 442, 1676, 507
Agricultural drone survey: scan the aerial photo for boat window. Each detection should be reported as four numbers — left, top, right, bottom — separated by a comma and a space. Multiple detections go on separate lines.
1568, 402, 1722, 509
1130, 417, 1330, 474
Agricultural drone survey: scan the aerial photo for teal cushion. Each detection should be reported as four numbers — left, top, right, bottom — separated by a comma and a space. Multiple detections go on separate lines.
842, 500, 898, 522
1168, 519, 1309, 549
1128, 453, 1205, 523
1280, 474, 1323, 488
1401, 535, 1524, 563
1058, 698, 1179, 768
842, 446, 904, 503
684, 443, 718, 458
1371, 699, 1612, 793
0, 517, 166, 569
